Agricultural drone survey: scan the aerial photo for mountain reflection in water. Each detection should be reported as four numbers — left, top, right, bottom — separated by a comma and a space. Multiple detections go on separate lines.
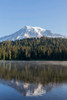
0, 61, 67, 97
0, 79, 54, 96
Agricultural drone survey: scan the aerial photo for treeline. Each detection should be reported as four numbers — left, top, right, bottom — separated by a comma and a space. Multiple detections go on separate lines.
0, 37, 67, 60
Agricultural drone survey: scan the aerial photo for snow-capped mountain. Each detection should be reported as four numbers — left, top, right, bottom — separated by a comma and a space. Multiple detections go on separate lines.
0, 26, 65, 42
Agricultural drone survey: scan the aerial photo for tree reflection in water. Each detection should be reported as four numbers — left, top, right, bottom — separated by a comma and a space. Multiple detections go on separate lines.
0, 61, 67, 96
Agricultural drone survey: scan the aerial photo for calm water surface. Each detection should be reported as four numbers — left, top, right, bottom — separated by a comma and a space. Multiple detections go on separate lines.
0, 61, 67, 100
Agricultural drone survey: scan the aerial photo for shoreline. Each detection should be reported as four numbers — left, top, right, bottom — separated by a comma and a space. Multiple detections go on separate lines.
0, 60, 67, 66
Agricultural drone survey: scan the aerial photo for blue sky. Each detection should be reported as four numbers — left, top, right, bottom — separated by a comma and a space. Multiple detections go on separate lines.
0, 0, 67, 37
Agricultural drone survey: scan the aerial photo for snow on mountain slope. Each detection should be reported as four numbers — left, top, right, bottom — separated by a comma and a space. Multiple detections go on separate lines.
0, 26, 65, 42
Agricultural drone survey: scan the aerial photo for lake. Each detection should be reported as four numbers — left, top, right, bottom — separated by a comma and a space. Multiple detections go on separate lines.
0, 61, 67, 100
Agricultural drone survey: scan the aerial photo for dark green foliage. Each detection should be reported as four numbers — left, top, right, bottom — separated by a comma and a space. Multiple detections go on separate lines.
0, 37, 67, 60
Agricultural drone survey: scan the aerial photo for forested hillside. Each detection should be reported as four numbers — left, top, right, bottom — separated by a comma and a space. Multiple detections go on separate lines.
0, 37, 67, 60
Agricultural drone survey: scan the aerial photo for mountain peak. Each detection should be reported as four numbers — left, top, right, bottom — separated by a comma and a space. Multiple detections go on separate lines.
0, 26, 65, 42
23, 26, 46, 31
